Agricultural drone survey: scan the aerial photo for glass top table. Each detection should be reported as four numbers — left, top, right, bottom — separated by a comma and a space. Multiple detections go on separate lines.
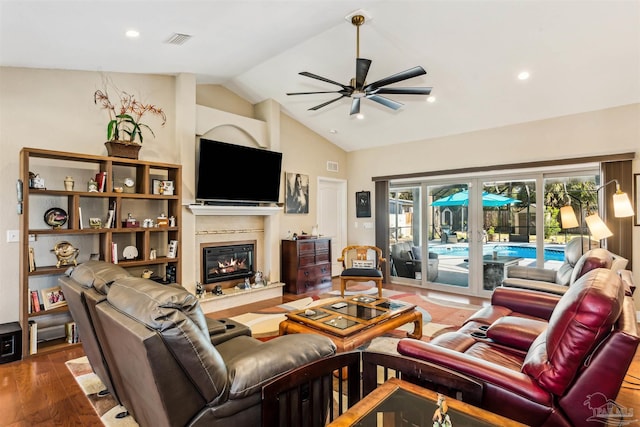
327, 378, 526, 427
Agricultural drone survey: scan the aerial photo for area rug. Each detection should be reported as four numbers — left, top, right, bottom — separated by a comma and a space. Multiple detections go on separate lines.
65, 357, 138, 427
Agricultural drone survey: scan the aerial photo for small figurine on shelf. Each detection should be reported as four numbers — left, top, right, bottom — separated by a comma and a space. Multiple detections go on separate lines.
235, 277, 251, 290
252, 271, 265, 288
195, 282, 205, 298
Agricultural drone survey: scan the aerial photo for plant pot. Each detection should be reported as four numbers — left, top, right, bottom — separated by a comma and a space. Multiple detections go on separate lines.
105, 141, 141, 159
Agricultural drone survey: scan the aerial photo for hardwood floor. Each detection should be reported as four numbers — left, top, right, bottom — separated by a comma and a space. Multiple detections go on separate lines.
1, 279, 637, 426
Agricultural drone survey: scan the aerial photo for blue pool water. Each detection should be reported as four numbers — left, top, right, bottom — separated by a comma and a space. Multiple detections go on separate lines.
431, 245, 565, 261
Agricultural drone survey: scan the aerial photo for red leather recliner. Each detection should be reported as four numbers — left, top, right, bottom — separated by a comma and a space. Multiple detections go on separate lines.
397, 268, 639, 427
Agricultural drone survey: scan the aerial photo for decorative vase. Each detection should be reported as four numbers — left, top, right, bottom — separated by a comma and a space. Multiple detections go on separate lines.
104, 141, 141, 159
64, 176, 74, 191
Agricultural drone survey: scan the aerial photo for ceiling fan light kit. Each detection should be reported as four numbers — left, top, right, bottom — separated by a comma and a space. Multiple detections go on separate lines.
287, 12, 432, 116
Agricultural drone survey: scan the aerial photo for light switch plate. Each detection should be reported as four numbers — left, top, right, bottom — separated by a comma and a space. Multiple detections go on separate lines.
6, 230, 19, 243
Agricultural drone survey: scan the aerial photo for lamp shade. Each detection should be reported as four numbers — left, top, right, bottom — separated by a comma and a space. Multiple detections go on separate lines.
585, 213, 613, 240
613, 192, 635, 217
560, 206, 579, 229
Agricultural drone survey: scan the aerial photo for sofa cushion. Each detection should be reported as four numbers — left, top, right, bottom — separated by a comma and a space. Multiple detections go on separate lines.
341, 267, 382, 277
522, 268, 623, 395
69, 260, 131, 294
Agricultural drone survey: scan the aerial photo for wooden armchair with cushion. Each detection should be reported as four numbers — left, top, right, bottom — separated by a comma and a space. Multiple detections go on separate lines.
338, 245, 385, 297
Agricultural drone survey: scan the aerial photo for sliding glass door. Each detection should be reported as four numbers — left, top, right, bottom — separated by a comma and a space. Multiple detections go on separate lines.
387, 167, 598, 297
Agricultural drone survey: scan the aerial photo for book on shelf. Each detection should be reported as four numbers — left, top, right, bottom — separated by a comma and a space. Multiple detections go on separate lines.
28, 247, 36, 272
104, 200, 117, 228
167, 240, 179, 258
95, 171, 107, 192
29, 320, 37, 355
104, 209, 114, 229
65, 321, 79, 344
112, 242, 118, 264
30, 290, 42, 312
78, 206, 83, 230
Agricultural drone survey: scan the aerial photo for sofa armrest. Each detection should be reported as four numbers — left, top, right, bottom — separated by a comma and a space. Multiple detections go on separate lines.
486, 316, 547, 351
506, 266, 556, 283
396, 338, 551, 404
490, 287, 561, 320
501, 277, 568, 296
225, 334, 336, 400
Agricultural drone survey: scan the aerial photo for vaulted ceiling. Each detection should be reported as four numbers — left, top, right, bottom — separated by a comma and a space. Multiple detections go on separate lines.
1, 1, 638, 151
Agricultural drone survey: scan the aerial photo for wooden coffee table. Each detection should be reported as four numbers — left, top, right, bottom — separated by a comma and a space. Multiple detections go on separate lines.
279, 295, 422, 352
327, 377, 526, 426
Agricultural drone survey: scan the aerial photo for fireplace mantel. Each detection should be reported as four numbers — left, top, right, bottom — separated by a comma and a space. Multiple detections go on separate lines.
188, 204, 281, 216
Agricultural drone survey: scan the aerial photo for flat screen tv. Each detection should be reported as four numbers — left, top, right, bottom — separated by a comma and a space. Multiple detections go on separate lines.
196, 139, 283, 204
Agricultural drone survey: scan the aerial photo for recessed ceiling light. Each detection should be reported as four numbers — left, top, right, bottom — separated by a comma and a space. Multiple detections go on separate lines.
426, 96, 436, 103
356, 114, 365, 120
329, 129, 338, 134
517, 71, 530, 80
126, 29, 140, 38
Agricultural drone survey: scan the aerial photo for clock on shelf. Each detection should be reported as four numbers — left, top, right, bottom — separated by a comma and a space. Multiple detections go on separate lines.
123, 177, 135, 193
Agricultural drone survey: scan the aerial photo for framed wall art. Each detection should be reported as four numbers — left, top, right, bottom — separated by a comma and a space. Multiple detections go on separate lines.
356, 191, 371, 218
285, 172, 309, 214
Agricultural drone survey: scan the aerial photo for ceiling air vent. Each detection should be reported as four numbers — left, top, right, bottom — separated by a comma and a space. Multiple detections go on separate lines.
327, 161, 339, 172
165, 33, 193, 45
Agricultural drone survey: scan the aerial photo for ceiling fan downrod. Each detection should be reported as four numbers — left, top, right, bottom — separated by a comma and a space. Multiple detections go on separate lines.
352, 14, 365, 59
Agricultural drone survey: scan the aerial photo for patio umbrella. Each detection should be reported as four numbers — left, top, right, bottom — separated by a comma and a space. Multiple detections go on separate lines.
432, 190, 521, 207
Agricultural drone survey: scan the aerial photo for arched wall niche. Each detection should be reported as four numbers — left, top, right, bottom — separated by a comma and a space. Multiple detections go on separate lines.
200, 124, 260, 148
196, 104, 269, 149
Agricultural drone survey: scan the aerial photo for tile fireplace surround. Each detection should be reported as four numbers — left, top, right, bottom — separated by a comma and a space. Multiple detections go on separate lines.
191, 205, 284, 313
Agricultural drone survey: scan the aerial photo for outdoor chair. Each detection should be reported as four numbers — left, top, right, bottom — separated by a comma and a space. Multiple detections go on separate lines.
338, 245, 385, 297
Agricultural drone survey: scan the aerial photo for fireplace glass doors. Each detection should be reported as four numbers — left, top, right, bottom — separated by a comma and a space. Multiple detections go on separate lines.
203, 243, 254, 284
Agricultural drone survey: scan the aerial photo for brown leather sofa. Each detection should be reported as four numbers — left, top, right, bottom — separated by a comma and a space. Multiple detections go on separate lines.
397, 268, 639, 427
60, 261, 336, 427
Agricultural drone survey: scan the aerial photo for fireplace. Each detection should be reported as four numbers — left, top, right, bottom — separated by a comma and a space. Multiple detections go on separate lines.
202, 242, 255, 285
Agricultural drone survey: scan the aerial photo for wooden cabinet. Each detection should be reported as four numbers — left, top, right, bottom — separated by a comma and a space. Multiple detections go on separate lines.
19, 148, 181, 357
281, 238, 332, 294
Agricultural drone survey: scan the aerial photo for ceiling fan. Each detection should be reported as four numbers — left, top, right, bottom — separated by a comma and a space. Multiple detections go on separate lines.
286, 14, 432, 116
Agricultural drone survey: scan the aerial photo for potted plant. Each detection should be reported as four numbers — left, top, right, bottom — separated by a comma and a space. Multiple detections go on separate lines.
94, 88, 166, 159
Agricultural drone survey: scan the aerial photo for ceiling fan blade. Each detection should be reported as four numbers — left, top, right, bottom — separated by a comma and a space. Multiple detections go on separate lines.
287, 90, 346, 96
355, 58, 372, 90
350, 98, 361, 115
299, 71, 352, 91
374, 87, 432, 95
365, 66, 427, 91
309, 95, 346, 111
366, 94, 403, 110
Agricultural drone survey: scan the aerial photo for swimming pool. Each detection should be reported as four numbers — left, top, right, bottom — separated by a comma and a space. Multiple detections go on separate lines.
430, 245, 565, 261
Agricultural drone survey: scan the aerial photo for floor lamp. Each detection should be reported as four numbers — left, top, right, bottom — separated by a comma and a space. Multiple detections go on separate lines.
561, 179, 634, 247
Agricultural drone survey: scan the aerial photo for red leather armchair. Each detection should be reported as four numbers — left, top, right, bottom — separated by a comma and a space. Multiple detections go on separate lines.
397, 268, 639, 427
